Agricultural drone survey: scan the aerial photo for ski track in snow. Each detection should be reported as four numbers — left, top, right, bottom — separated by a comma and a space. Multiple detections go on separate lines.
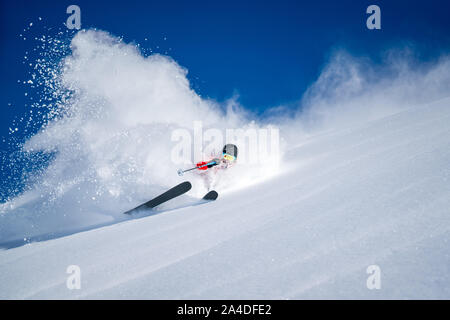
1, 98, 450, 299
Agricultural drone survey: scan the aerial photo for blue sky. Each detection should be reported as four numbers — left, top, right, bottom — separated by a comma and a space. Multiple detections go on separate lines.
1, 0, 450, 200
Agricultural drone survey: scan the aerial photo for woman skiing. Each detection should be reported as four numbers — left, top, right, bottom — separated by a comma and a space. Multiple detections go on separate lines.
194, 143, 238, 190
195, 144, 238, 172
177, 144, 238, 189
126, 144, 238, 214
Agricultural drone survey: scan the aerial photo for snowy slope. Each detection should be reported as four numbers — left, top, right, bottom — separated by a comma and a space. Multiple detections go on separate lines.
1, 97, 449, 299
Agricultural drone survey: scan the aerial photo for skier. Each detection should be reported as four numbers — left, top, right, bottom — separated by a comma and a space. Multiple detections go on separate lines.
193, 144, 238, 190
178, 143, 238, 176
125, 144, 238, 214
195, 144, 238, 173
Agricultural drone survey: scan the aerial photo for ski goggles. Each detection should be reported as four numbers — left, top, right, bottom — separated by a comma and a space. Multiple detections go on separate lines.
223, 153, 236, 161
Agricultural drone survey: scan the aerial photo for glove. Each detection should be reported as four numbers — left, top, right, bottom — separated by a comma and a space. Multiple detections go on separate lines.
196, 159, 220, 170
196, 161, 208, 170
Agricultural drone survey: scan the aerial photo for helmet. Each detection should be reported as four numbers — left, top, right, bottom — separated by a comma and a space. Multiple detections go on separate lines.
222, 144, 238, 161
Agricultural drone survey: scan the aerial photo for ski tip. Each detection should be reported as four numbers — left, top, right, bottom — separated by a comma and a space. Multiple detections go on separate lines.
174, 181, 192, 192
203, 190, 218, 201
181, 181, 192, 190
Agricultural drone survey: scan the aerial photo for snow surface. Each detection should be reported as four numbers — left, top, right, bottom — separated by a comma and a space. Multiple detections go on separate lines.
1, 30, 450, 299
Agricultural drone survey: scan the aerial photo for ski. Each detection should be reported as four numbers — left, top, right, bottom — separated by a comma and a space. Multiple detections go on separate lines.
202, 190, 218, 201
187, 190, 219, 208
124, 181, 192, 214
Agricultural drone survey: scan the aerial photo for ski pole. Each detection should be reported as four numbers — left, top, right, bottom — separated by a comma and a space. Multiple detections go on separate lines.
177, 161, 217, 176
